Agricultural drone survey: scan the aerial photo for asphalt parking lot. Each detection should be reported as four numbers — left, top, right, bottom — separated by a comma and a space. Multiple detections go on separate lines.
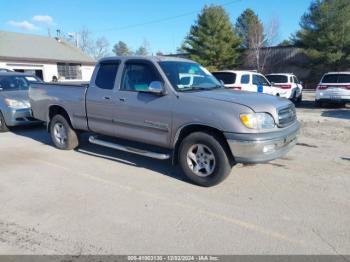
0, 91, 349, 255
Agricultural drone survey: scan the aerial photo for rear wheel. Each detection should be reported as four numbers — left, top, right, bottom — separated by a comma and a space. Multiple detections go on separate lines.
0, 111, 9, 133
50, 115, 79, 150
178, 132, 232, 187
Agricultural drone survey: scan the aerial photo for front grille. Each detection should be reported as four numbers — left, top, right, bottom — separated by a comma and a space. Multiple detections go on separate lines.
278, 104, 296, 127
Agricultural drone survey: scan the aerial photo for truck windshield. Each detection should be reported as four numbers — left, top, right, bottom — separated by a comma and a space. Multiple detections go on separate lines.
0, 75, 38, 91
158, 61, 222, 92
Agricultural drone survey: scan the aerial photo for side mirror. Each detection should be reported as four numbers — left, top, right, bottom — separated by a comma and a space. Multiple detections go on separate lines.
148, 81, 164, 95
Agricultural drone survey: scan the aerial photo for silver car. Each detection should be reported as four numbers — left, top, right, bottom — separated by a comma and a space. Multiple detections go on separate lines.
0, 72, 42, 132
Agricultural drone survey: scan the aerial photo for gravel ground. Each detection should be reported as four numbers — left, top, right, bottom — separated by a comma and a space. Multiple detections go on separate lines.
0, 91, 349, 255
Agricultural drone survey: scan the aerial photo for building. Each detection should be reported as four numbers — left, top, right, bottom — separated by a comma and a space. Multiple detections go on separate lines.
0, 31, 95, 82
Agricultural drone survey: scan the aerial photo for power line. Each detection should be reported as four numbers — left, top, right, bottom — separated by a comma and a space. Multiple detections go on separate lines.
96, 0, 242, 33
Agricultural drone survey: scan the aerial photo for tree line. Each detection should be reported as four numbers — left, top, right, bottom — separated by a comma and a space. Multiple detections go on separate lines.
73, 0, 350, 74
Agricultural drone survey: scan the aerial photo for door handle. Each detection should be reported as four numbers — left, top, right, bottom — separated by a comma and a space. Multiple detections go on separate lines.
119, 98, 126, 102
103, 96, 111, 100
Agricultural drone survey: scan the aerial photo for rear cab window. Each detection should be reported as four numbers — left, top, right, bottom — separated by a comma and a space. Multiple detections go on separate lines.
212, 72, 236, 85
95, 62, 119, 90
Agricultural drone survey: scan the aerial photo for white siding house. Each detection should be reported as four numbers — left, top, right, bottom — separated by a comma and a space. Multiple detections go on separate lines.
0, 31, 95, 82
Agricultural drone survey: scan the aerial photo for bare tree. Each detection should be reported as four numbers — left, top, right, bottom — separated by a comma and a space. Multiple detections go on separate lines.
246, 17, 279, 73
260, 18, 279, 72
78, 27, 95, 56
93, 37, 110, 60
135, 39, 150, 56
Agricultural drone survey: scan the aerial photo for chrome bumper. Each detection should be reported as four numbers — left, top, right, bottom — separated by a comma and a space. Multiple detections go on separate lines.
225, 121, 300, 164
3, 108, 42, 127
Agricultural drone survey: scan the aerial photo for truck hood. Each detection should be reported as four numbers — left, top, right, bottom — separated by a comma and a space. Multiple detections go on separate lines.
187, 89, 293, 114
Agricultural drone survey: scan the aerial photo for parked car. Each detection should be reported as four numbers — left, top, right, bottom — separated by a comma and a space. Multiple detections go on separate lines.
212, 70, 277, 96
315, 72, 350, 107
266, 73, 303, 103
0, 68, 13, 72
29, 56, 300, 187
0, 72, 42, 132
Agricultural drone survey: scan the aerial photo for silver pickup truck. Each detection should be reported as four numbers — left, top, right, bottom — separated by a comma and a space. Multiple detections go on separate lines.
29, 56, 300, 187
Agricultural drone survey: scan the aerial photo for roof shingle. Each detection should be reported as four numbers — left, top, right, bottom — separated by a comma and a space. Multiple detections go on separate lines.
0, 31, 95, 65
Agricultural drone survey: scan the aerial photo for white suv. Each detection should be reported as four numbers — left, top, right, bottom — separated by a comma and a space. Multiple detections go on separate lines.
266, 73, 303, 103
315, 72, 350, 106
212, 70, 276, 95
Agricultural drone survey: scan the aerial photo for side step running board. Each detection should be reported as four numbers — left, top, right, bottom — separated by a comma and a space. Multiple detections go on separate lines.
89, 136, 170, 160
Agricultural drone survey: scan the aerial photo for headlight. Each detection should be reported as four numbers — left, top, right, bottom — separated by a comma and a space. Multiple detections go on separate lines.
5, 99, 30, 109
240, 113, 275, 129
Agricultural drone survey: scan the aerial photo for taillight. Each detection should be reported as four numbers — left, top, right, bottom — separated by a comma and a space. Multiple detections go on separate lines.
343, 86, 350, 90
317, 85, 328, 90
276, 84, 291, 89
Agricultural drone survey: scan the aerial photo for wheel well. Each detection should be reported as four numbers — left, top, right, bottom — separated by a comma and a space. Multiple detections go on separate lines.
48, 106, 72, 130
172, 125, 234, 165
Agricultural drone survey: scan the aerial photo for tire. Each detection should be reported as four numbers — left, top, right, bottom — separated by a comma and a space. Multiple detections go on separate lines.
315, 100, 323, 108
0, 111, 9, 133
178, 132, 232, 187
50, 114, 79, 150
296, 93, 302, 104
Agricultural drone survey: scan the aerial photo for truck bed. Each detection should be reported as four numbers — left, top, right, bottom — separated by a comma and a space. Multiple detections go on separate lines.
29, 82, 89, 131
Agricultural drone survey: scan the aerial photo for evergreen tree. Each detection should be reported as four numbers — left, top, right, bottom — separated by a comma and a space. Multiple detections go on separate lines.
182, 5, 241, 70
295, 0, 350, 71
113, 41, 133, 56
235, 9, 264, 48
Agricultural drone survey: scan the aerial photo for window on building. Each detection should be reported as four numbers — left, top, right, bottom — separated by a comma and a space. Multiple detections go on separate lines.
57, 63, 82, 80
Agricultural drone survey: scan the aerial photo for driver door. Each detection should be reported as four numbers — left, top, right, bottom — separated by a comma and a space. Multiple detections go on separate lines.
113, 60, 173, 148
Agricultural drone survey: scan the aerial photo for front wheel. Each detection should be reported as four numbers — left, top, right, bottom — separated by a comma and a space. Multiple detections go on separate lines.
0, 111, 9, 133
178, 132, 232, 187
50, 115, 79, 150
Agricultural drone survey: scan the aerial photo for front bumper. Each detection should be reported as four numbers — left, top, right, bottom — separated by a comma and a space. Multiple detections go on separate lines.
225, 121, 300, 164
2, 107, 42, 127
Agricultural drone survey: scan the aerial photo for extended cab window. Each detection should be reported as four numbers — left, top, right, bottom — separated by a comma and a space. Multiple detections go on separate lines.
121, 63, 160, 92
95, 63, 119, 90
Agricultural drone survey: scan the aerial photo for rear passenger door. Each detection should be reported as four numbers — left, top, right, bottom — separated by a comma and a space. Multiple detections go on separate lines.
86, 61, 120, 136
113, 60, 173, 148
